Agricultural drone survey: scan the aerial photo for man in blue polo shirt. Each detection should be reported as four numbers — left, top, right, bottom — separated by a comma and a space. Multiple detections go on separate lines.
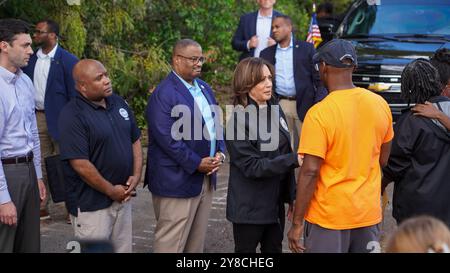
58, 59, 142, 253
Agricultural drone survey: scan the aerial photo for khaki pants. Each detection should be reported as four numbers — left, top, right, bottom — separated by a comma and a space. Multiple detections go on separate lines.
278, 99, 302, 152
36, 111, 59, 210
70, 201, 132, 253
152, 176, 213, 253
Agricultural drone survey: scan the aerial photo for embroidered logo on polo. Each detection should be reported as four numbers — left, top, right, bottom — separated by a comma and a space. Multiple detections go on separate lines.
280, 117, 289, 131
119, 108, 129, 120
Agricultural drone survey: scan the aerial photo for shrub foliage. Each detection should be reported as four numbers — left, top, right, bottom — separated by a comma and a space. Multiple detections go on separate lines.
0, 0, 352, 128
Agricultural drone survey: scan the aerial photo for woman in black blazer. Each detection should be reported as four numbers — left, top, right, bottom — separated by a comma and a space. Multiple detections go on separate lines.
226, 57, 301, 253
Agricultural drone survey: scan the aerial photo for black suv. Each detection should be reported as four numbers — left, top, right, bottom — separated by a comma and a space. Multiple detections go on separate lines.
336, 0, 450, 119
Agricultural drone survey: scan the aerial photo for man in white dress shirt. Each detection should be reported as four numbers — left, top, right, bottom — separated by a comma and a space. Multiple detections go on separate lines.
232, 0, 282, 60
23, 19, 78, 221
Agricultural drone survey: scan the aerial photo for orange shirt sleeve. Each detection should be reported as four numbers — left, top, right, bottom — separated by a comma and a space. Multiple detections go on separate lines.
383, 103, 394, 143
298, 108, 328, 159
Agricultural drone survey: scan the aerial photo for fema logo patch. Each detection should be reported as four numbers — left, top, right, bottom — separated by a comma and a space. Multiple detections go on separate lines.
119, 108, 129, 120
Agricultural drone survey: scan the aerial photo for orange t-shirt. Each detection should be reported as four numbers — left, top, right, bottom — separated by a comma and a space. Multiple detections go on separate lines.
298, 87, 394, 230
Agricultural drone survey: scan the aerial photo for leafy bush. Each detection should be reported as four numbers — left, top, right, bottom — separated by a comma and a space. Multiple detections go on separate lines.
0, 0, 352, 128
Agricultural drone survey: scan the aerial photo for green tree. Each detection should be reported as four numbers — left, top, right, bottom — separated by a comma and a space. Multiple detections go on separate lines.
0, 0, 353, 128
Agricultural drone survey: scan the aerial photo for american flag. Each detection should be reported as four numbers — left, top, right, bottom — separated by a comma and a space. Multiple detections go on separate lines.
306, 12, 322, 48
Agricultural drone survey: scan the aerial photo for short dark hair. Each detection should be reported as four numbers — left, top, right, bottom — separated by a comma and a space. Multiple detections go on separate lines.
317, 2, 333, 15
36, 19, 60, 37
172, 39, 201, 59
401, 59, 442, 104
430, 48, 450, 88
0, 18, 30, 44
273, 15, 293, 27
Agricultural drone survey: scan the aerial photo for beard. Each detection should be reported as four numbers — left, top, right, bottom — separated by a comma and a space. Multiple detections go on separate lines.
33, 39, 45, 47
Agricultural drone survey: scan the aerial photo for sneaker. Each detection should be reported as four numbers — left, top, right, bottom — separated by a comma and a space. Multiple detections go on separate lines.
40, 209, 51, 221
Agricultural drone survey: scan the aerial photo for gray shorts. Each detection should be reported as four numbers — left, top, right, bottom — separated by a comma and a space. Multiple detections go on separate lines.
304, 221, 381, 253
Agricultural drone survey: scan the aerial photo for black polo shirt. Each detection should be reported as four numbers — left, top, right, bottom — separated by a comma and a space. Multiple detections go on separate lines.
58, 93, 141, 216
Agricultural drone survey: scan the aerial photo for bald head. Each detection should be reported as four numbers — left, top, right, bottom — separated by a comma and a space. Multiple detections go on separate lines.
73, 59, 112, 103
73, 59, 104, 83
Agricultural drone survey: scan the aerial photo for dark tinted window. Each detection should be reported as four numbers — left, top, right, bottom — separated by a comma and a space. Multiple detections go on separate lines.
344, 0, 450, 35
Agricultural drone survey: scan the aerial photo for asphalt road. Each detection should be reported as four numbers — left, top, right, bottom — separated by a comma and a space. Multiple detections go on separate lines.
40, 161, 396, 253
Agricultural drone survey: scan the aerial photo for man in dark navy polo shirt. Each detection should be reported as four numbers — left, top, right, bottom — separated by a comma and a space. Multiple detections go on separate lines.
58, 59, 142, 253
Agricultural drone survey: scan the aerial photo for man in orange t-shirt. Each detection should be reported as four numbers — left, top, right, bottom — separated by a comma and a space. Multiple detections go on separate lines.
287, 39, 394, 253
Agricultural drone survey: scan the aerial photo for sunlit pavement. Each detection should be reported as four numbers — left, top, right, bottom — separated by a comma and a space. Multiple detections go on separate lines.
40, 160, 396, 253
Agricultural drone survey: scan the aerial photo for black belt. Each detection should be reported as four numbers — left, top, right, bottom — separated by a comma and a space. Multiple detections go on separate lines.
277, 95, 296, 101
1, 152, 34, 165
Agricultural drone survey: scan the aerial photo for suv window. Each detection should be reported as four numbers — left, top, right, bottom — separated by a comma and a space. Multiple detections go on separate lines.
343, 0, 450, 36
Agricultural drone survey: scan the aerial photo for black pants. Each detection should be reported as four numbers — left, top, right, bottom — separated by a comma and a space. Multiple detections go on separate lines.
0, 162, 40, 253
233, 222, 283, 253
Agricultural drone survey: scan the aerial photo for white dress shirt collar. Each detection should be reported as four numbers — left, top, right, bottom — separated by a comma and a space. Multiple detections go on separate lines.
257, 10, 273, 19
36, 44, 58, 60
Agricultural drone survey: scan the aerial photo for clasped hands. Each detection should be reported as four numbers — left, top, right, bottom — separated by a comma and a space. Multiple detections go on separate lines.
107, 176, 139, 203
198, 152, 224, 175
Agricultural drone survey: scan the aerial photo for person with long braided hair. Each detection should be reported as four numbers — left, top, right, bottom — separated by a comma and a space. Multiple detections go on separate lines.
382, 58, 450, 227
412, 49, 450, 130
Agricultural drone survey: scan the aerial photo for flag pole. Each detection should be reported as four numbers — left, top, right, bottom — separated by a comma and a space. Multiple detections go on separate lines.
306, 1, 322, 48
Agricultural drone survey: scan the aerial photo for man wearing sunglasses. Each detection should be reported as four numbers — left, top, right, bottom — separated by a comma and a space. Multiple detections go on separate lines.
145, 39, 226, 253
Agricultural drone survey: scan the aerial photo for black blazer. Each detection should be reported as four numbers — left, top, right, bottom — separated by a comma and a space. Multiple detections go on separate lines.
260, 40, 327, 121
232, 10, 282, 61
225, 97, 298, 225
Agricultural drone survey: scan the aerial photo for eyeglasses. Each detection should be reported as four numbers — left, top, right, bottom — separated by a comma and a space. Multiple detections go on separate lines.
177, 55, 206, 64
34, 30, 49, 35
